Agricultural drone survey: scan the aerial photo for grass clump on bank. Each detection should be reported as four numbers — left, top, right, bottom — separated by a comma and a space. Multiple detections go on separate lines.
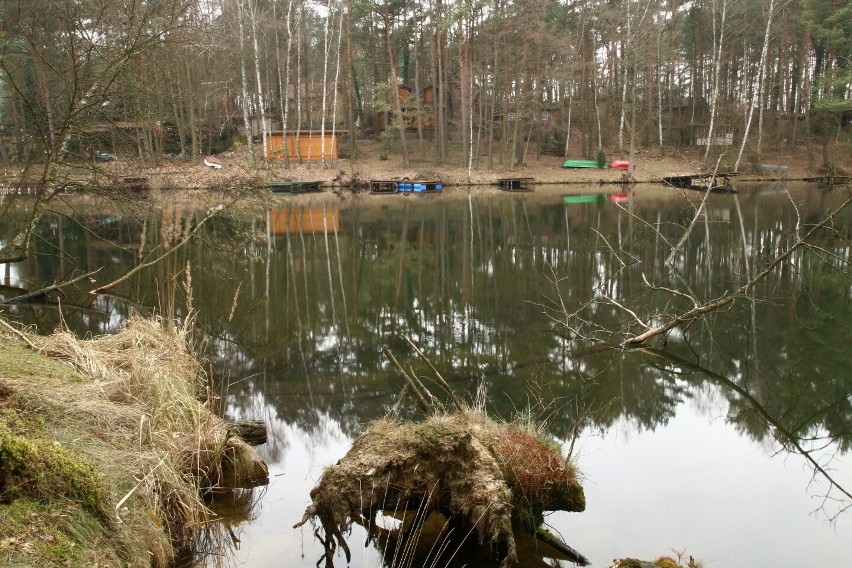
0, 316, 267, 567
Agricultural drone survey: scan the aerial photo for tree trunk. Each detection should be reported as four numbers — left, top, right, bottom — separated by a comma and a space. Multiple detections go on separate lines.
249, 0, 268, 161
346, 0, 357, 158
704, 0, 727, 162
734, 0, 775, 172
273, 0, 292, 165
236, 0, 255, 163
320, 0, 332, 164
383, 7, 410, 166
413, 7, 426, 160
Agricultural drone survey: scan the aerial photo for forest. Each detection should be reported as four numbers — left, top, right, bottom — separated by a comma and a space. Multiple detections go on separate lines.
0, 0, 849, 172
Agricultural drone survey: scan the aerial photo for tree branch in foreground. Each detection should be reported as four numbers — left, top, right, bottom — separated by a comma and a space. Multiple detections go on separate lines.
90, 203, 231, 295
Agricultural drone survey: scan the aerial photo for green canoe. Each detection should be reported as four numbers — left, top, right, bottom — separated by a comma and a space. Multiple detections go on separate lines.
563, 159, 607, 168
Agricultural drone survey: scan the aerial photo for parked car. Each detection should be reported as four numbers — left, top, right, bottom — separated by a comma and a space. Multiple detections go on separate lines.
94, 152, 116, 162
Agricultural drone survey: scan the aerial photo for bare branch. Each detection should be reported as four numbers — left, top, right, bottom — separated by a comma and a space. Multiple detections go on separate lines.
91, 203, 231, 294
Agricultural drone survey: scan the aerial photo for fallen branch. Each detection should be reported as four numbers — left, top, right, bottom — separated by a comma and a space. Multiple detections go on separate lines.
402, 334, 464, 411
623, 191, 852, 346
0, 317, 37, 350
0, 268, 101, 305
382, 345, 435, 415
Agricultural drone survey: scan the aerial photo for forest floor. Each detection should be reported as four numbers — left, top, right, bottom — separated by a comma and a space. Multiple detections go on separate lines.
93, 138, 824, 195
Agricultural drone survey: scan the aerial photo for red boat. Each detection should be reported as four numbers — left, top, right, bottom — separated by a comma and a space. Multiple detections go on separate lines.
610, 160, 633, 171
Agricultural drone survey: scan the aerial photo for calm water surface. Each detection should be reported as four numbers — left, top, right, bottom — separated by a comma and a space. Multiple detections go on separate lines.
3, 184, 851, 568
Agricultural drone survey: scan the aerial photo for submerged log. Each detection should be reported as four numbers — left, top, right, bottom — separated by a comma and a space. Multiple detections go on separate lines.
225, 419, 267, 446
294, 411, 586, 568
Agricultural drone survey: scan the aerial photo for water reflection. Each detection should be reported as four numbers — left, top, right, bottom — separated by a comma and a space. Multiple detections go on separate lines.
3, 186, 851, 567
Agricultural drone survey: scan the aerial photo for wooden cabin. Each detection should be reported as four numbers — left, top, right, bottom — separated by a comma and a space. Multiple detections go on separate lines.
265, 130, 346, 161
249, 114, 282, 134
377, 85, 437, 132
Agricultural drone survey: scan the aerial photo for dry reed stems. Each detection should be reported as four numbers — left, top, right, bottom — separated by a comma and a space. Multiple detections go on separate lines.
1, 314, 267, 566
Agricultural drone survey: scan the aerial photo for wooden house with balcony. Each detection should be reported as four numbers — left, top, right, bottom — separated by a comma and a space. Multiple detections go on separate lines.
377, 85, 438, 132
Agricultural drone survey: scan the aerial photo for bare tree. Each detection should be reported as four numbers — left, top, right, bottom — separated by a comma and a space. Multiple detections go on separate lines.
236, 0, 256, 163
703, 0, 728, 162
734, 0, 775, 171
0, 0, 192, 263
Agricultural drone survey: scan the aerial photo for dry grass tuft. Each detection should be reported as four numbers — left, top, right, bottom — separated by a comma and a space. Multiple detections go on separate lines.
0, 315, 267, 567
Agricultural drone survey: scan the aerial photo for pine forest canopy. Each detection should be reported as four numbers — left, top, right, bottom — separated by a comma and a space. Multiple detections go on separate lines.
0, 0, 849, 167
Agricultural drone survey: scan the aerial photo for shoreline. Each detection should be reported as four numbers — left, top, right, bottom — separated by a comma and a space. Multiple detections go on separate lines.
40, 140, 825, 194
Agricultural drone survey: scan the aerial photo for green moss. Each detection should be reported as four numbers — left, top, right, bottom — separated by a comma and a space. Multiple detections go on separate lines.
0, 417, 104, 517
0, 497, 118, 566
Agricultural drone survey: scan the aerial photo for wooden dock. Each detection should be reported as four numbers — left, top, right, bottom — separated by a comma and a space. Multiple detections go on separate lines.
370, 180, 443, 194
497, 178, 534, 192
369, 180, 398, 193
661, 172, 738, 193
269, 180, 323, 193
803, 175, 850, 185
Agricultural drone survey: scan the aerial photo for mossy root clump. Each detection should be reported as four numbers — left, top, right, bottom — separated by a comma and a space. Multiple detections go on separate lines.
295, 410, 585, 568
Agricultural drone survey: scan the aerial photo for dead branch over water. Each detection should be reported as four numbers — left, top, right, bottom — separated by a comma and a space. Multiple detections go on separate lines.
543, 186, 852, 521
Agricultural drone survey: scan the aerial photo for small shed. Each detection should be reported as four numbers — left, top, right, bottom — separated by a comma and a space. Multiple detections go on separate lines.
266, 130, 347, 161
377, 85, 436, 132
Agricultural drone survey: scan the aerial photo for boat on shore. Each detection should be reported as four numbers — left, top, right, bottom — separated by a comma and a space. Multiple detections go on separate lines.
563, 159, 606, 169
397, 180, 443, 193
497, 178, 534, 192
761, 164, 788, 175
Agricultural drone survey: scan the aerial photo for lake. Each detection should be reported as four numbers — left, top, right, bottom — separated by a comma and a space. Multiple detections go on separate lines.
2, 184, 851, 568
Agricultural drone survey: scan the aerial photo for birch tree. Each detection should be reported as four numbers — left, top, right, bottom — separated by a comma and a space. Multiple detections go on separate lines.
248, 0, 269, 161
703, 0, 728, 161
735, 0, 778, 171
236, 0, 256, 163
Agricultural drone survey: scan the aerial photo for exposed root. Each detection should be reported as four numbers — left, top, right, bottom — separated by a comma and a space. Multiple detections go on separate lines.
295, 410, 584, 568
